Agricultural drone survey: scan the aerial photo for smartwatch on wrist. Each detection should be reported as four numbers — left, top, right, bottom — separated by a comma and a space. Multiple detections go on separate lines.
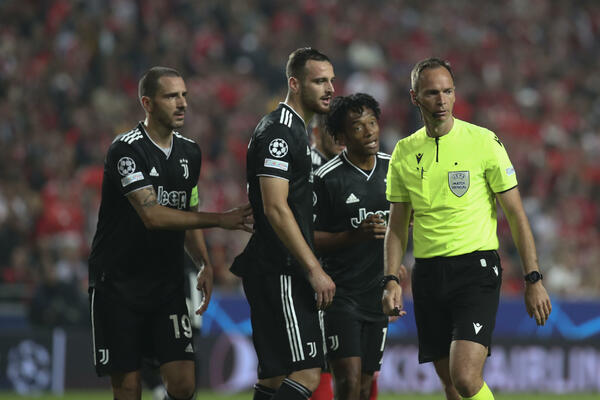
381, 274, 400, 288
524, 271, 543, 284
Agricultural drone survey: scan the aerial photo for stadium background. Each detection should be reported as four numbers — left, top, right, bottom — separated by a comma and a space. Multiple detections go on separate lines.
0, 0, 598, 398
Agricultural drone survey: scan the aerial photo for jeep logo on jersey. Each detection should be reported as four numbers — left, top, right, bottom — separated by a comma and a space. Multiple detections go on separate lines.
351, 208, 390, 228
448, 171, 469, 197
180, 158, 189, 179
117, 157, 136, 176
269, 138, 288, 158
157, 186, 187, 210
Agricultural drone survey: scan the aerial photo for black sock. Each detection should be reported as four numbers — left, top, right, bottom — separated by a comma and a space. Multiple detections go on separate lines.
253, 383, 276, 400
272, 378, 312, 400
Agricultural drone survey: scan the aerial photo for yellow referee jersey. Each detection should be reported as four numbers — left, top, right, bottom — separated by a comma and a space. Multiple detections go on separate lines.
386, 118, 517, 258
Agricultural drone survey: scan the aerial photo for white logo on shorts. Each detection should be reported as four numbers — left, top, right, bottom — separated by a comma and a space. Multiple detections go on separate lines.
307, 342, 317, 358
328, 335, 339, 351
473, 323, 483, 335
98, 349, 109, 365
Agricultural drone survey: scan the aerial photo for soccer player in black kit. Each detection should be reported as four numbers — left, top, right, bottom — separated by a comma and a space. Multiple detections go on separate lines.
313, 94, 403, 400
88, 66, 252, 400
231, 48, 336, 400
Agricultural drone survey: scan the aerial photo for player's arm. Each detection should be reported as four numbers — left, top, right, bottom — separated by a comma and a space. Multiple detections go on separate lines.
184, 225, 213, 315
260, 176, 335, 309
381, 201, 411, 317
314, 215, 386, 253
127, 186, 253, 232
497, 187, 552, 326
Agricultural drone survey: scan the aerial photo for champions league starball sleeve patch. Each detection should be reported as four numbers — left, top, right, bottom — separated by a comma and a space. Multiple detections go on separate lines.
117, 157, 136, 176
268, 138, 288, 158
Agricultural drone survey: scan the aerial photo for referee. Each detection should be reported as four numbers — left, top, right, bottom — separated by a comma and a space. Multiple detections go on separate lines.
382, 58, 552, 400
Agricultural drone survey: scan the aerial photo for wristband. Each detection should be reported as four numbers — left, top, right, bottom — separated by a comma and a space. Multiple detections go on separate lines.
381, 274, 400, 288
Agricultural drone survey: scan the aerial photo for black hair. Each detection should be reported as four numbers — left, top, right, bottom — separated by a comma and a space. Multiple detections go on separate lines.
326, 93, 381, 140
410, 58, 454, 92
138, 66, 182, 100
286, 47, 331, 80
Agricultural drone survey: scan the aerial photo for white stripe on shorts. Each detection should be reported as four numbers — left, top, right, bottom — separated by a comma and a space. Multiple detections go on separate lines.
90, 288, 97, 366
280, 275, 305, 362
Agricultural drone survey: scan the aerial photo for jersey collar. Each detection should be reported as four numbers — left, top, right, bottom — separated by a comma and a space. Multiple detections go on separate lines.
138, 122, 173, 159
341, 150, 377, 181
280, 102, 307, 132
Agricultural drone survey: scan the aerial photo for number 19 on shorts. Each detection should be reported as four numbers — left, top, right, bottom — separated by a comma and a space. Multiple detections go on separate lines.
169, 314, 192, 339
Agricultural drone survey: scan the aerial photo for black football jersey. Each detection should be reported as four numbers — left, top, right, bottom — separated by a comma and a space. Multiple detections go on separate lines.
231, 103, 314, 276
313, 151, 390, 321
311, 147, 329, 170
88, 122, 201, 309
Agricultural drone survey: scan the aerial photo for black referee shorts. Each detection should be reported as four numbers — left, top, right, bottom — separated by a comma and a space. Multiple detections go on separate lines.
411, 250, 502, 364
242, 273, 325, 379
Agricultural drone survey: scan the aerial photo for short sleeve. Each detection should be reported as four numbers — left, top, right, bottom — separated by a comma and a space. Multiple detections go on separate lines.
386, 142, 410, 202
313, 175, 333, 230
106, 142, 152, 196
483, 132, 518, 193
255, 125, 294, 180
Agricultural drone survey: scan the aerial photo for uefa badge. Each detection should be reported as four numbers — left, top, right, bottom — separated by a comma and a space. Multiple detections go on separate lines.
269, 138, 288, 158
448, 171, 469, 197
117, 157, 136, 176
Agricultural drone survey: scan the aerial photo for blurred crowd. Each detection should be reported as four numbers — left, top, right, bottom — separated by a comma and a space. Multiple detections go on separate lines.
0, 0, 598, 327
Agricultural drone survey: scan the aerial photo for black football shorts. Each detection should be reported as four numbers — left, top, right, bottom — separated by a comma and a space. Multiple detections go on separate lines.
411, 250, 502, 364
242, 273, 325, 379
89, 286, 195, 376
324, 309, 388, 373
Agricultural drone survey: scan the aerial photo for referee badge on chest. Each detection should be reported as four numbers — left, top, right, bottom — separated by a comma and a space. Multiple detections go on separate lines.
448, 171, 469, 197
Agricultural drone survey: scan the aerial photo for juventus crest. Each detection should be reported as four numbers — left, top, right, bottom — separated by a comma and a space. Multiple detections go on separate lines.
180, 158, 189, 179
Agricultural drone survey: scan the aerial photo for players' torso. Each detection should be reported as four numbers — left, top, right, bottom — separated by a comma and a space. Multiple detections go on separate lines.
238, 104, 313, 275
89, 123, 201, 307
314, 151, 390, 319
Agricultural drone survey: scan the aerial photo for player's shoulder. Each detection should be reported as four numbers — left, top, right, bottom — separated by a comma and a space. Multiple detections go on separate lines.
173, 131, 201, 155
314, 153, 344, 179
376, 151, 391, 161
173, 131, 197, 145
108, 125, 146, 156
256, 103, 304, 137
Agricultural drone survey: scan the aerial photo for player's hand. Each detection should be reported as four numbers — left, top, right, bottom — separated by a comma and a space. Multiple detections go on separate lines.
195, 264, 213, 315
524, 282, 552, 326
219, 203, 254, 232
382, 280, 407, 318
355, 215, 387, 240
307, 267, 336, 310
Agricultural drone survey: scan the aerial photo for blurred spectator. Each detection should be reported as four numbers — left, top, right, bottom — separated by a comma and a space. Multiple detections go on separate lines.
0, 0, 597, 311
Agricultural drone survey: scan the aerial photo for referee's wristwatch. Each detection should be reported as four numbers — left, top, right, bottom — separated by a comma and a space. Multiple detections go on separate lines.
524, 271, 543, 284
381, 274, 400, 288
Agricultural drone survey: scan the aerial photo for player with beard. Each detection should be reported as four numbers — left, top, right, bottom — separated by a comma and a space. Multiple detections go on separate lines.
88, 66, 252, 400
313, 94, 403, 400
231, 48, 336, 400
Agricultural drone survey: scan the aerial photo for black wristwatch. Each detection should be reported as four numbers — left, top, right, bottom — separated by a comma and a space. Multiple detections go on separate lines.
381, 274, 400, 288
524, 271, 543, 284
